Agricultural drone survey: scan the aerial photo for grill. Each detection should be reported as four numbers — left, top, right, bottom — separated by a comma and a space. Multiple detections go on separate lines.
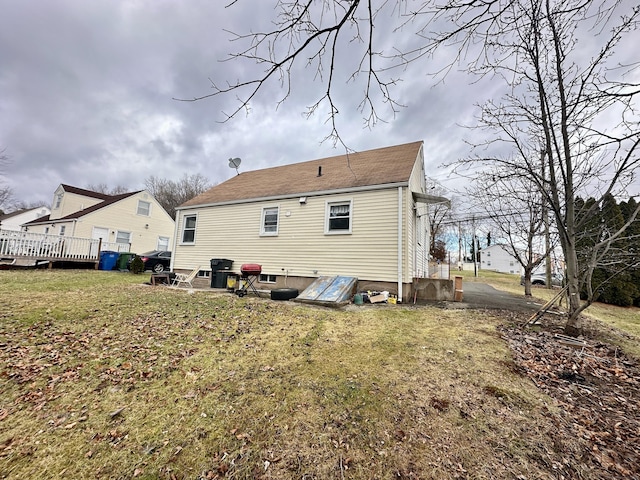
240, 263, 262, 276
236, 263, 262, 297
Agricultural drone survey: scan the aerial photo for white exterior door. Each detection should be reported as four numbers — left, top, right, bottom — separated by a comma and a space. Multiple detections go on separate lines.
91, 227, 109, 256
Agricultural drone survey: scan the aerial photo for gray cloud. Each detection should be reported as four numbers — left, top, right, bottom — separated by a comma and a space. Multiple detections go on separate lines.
3, 1, 632, 208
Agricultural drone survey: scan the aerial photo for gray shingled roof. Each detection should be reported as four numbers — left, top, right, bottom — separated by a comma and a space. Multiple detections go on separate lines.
181, 141, 423, 208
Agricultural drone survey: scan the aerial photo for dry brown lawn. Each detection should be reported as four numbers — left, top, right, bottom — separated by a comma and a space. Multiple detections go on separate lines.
1, 270, 638, 479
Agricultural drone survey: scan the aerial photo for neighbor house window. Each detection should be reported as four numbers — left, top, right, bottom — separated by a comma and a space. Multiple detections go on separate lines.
182, 215, 197, 243
137, 200, 151, 216
54, 193, 63, 209
116, 230, 131, 245
326, 200, 352, 233
157, 236, 170, 250
487, 251, 491, 257
261, 207, 279, 235
59, 226, 66, 236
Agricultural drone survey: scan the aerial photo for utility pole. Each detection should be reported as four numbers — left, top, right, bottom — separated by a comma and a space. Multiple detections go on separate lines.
458, 221, 462, 271
472, 216, 478, 277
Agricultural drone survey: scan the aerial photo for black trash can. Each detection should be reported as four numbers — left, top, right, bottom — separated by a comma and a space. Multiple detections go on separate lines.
210, 258, 233, 288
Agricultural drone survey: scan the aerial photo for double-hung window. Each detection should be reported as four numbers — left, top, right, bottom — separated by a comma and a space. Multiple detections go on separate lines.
116, 230, 131, 245
326, 200, 352, 234
261, 207, 279, 235
157, 236, 170, 250
182, 215, 197, 244
137, 200, 151, 216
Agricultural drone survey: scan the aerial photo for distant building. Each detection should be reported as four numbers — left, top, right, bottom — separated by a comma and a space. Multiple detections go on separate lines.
0, 207, 51, 231
479, 244, 522, 274
23, 184, 175, 254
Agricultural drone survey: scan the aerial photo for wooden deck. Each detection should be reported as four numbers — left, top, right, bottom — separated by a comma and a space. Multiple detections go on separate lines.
0, 229, 129, 267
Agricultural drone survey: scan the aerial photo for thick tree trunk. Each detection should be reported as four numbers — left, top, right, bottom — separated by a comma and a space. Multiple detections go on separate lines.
562, 246, 583, 336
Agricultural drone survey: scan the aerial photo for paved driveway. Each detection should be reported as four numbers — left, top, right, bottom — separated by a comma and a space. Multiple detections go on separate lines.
447, 281, 545, 313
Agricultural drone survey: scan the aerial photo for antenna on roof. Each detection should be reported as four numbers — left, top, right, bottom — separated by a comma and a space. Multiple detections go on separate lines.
228, 157, 242, 175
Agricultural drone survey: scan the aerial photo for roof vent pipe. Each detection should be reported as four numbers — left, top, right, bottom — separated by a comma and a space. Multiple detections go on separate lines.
318, 166, 322, 177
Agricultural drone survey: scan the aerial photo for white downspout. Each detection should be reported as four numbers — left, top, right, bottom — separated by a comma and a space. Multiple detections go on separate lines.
170, 212, 180, 271
397, 186, 403, 302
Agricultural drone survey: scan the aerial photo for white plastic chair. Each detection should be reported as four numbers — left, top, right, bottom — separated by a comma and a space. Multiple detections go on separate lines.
171, 265, 201, 288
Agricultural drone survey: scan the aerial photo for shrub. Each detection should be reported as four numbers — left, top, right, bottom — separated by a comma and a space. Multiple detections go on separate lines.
129, 255, 144, 274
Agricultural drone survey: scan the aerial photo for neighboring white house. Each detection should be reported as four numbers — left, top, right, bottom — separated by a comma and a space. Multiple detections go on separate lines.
172, 141, 448, 301
23, 184, 175, 254
479, 244, 522, 274
0, 206, 51, 231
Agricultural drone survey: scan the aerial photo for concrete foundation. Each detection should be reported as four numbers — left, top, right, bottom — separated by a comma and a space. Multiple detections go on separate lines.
411, 277, 455, 302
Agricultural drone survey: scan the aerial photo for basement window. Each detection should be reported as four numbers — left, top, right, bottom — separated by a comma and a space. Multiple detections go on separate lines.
259, 274, 277, 283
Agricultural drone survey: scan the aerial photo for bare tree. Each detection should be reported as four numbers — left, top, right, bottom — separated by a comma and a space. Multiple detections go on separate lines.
144, 173, 213, 220
0, 148, 14, 214
468, 163, 558, 296
426, 184, 454, 260
177, 1, 409, 147
446, 0, 640, 335
86, 183, 130, 195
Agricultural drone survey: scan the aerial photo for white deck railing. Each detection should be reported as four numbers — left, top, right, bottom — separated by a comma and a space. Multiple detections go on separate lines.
0, 229, 130, 262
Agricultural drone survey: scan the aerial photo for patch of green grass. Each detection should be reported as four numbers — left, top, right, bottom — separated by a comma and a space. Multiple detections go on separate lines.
583, 303, 640, 358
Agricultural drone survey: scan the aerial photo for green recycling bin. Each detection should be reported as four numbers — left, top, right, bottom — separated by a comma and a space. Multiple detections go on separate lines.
117, 253, 136, 271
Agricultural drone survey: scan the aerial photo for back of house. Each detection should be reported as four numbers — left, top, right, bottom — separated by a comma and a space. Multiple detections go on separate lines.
172, 141, 445, 302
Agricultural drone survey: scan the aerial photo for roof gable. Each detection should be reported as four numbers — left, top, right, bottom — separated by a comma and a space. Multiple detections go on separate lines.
181, 141, 423, 208
60, 184, 114, 201
24, 189, 142, 225
56, 191, 141, 220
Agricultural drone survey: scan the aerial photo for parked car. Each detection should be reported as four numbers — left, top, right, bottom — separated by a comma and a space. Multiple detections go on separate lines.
520, 272, 563, 286
134, 250, 172, 273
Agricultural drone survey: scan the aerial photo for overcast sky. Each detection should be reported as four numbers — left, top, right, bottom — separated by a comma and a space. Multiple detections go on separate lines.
0, 0, 637, 209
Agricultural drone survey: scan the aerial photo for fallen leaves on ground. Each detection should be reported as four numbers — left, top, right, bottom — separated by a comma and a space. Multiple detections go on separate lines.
499, 322, 640, 478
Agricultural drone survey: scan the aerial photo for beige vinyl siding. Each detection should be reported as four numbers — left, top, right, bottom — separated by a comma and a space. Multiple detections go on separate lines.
50, 192, 102, 220
71, 192, 175, 253
402, 186, 412, 284
27, 221, 74, 236
174, 188, 401, 282
407, 150, 429, 279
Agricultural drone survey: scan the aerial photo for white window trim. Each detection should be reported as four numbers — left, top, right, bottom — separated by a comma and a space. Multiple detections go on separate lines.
325, 199, 353, 235
180, 213, 197, 245
116, 230, 131, 244
157, 236, 170, 251
137, 200, 151, 217
260, 206, 280, 236
259, 273, 277, 283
